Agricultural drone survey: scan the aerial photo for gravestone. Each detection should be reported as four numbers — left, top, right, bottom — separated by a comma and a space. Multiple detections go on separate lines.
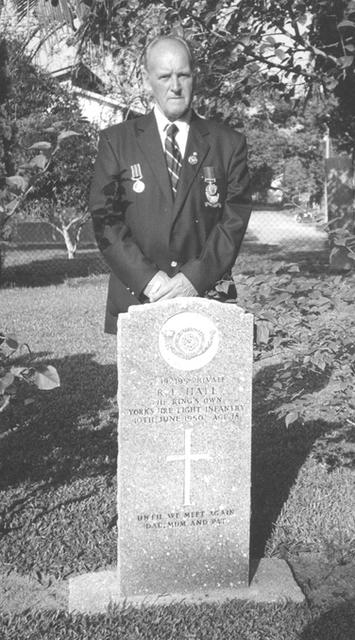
117, 297, 253, 598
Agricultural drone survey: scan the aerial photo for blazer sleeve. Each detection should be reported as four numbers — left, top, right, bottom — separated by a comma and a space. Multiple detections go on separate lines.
89, 129, 158, 296
180, 133, 252, 294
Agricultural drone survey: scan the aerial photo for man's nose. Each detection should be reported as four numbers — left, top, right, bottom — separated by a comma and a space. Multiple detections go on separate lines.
170, 75, 181, 92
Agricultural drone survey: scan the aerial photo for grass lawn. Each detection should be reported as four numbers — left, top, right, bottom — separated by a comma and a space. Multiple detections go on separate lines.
0, 249, 354, 638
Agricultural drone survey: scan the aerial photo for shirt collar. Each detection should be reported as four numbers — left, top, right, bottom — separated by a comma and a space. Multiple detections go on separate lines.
153, 104, 191, 137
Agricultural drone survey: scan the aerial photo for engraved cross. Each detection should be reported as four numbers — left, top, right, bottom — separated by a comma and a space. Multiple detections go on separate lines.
167, 428, 210, 506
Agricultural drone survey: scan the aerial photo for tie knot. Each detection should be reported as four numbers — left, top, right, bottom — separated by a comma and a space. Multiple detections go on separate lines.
166, 123, 178, 139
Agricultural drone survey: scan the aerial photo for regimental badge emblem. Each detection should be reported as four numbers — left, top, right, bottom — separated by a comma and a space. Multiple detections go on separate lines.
188, 152, 198, 165
159, 311, 220, 371
131, 163, 145, 193
203, 166, 221, 208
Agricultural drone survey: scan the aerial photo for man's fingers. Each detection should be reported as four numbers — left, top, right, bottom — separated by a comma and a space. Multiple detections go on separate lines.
150, 284, 174, 302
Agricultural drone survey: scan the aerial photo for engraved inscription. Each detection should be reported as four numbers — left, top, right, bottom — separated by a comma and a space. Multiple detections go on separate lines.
136, 509, 235, 530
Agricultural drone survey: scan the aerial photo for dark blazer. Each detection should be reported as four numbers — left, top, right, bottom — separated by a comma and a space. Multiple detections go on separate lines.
89, 110, 252, 333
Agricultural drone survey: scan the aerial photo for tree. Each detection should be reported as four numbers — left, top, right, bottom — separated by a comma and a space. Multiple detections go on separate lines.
0, 36, 98, 262
54, 1, 353, 147
6, 1, 355, 140
0, 36, 16, 278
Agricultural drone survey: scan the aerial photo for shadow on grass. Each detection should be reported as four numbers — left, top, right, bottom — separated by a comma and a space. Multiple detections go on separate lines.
240, 244, 331, 276
2, 244, 332, 290
300, 600, 355, 640
0, 352, 118, 492
0, 347, 350, 564
250, 362, 332, 558
2, 250, 110, 288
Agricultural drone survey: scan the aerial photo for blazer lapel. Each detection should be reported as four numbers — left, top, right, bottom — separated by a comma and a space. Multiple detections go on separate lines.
135, 112, 173, 208
172, 114, 210, 222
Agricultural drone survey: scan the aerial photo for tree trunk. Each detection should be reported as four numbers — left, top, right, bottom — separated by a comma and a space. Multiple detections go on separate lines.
62, 226, 76, 260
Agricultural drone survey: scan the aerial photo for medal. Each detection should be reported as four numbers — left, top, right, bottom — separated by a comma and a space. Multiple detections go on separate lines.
206, 191, 220, 205
188, 152, 198, 165
133, 180, 145, 193
203, 166, 221, 206
131, 163, 145, 193
206, 183, 218, 196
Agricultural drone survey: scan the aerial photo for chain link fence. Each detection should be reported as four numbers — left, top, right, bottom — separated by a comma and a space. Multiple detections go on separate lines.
0, 208, 329, 288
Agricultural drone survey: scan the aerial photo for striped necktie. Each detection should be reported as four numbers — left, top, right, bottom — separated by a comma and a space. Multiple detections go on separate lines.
165, 123, 182, 198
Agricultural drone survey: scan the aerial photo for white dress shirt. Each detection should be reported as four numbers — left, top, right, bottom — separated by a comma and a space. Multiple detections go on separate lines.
153, 105, 190, 158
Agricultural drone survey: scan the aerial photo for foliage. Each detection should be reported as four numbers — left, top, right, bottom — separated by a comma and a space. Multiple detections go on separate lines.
8, 1, 355, 143
239, 262, 355, 428
0, 331, 60, 414
16, 0, 348, 206
201, 90, 327, 202
59, 0, 355, 147
0, 37, 15, 276
6, 2, 354, 207
0, 37, 98, 261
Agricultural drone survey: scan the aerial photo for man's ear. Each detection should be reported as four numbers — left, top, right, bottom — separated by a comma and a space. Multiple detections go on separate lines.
142, 68, 152, 96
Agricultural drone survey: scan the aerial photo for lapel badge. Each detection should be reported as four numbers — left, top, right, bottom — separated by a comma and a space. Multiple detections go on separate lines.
131, 163, 145, 193
203, 166, 221, 207
188, 152, 198, 165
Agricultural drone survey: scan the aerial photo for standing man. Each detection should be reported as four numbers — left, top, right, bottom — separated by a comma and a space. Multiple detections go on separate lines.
89, 35, 251, 334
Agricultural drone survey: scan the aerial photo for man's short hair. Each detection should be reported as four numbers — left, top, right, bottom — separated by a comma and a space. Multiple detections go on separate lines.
143, 35, 194, 71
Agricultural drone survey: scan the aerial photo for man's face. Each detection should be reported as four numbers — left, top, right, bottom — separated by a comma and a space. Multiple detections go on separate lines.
144, 40, 194, 121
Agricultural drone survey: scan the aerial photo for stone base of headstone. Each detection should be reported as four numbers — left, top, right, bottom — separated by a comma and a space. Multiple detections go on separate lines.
68, 558, 305, 614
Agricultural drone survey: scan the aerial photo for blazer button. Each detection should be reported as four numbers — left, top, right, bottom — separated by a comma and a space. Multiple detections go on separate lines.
170, 260, 178, 268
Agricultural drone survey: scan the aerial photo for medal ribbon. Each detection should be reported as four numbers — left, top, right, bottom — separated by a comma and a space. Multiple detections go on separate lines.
131, 164, 142, 181
203, 166, 216, 181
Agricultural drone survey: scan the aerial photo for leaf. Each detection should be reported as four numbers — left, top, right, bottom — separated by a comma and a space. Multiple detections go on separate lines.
309, 296, 331, 306
325, 76, 338, 91
275, 292, 291, 303
4, 198, 18, 212
274, 48, 287, 60
337, 20, 355, 28
273, 382, 283, 390
5, 175, 29, 193
28, 141, 52, 151
256, 322, 270, 345
30, 154, 47, 169
338, 55, 354, 68
24, 398, 35, 406
5, 334, 18, 350
258, 310, 275, 322
0, 373, 15, 394
0, 395, 11, 412
33, 365, 60, 390
285, 411, 299, 427
57, 131, 80, 143
10, 365, 30, 379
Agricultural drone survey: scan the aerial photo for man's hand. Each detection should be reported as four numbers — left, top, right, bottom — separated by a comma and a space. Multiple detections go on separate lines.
150, 272, 198, 301
143, 270, 171, 301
